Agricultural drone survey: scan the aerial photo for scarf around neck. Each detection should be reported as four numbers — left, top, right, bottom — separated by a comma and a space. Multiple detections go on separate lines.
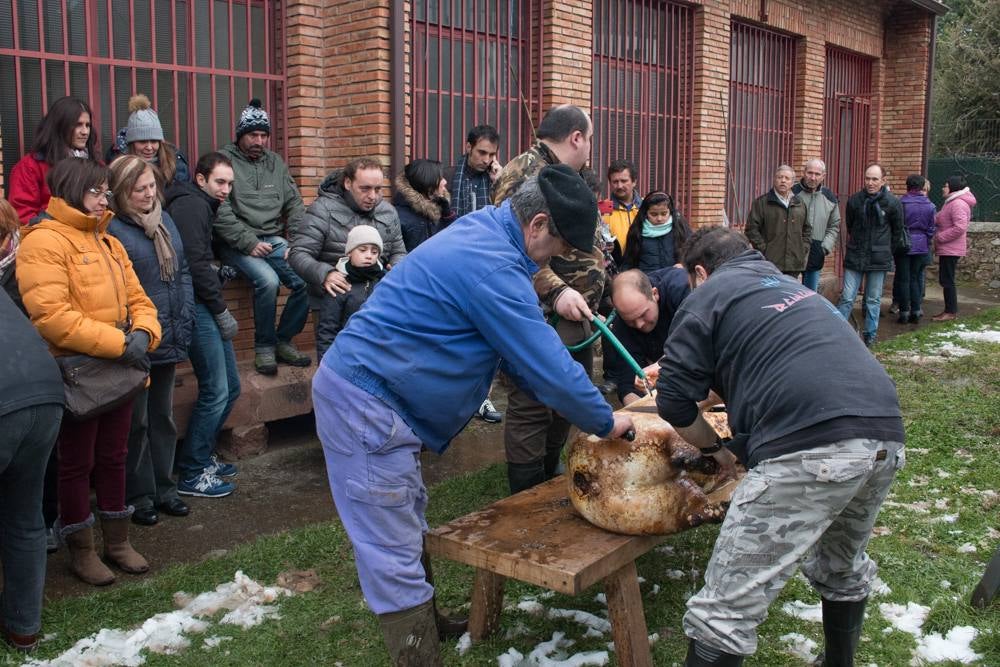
0, 230, 19, 280
335, 256, 385, 283
132, 199, 177, 282
643, 215, 673, 238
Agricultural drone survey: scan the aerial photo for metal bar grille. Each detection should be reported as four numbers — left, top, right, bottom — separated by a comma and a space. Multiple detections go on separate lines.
591, 0, 693, 212
823, 46, 873, 282
0, 0, 285, 178
410, 0, 543, 169
725, 21, 797, 229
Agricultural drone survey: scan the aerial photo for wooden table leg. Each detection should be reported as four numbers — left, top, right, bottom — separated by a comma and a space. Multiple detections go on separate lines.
469, 568, 506, 640
604, 560, 653, 667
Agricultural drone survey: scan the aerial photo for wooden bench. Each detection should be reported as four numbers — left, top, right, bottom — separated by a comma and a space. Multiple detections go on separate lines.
425, 475, 666, 666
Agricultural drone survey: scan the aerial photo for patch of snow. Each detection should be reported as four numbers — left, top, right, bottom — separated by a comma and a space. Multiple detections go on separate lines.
883, 500, 931, 514
912, 626, 982, 664
879, 602, 930, 637
871, 577, 892, 596
648, 633, 660, 646
781, 600, 823, 623
517, 600, 547, 616
937, 471, 952, 479
637, 576, 646, 584
500, 631, 609, 667
456, 632, 472, 656
594, 593, 607, 606
504, 622, 531, 640
655, 544, 675, 556
957, 543, 977, 554
498, 647, 525, 667
933, 499, 949, 509
940, 581, 951, 589
649, 584, 661, 596
931, 514, 959, 524
952, 329, 1000, 344
202, 636, 233, 649
779, 632, 819, 663
546, 608, 612, 635
538, 590, 557, 600
665, 569, 686, 579
908, 448, 930, 455
872, 526, 893, 537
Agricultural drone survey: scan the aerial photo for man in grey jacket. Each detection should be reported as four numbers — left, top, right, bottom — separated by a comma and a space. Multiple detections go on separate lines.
792, 159, 841, 292
288, 157, 406, 358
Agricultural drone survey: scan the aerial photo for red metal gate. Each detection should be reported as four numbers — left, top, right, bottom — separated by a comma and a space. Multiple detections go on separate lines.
824, 46, 873, 280
411, 0, 543, 168
591, 0, 694, 211
725, 21, 797, 228
0, 0, 286, 177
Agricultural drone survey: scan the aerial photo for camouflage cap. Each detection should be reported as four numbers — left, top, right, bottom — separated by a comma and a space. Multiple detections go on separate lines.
536, 164, 597, 252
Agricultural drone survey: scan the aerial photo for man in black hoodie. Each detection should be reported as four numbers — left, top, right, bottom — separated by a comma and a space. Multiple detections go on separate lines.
163, 153, 242, 500
655, 226, 905, 667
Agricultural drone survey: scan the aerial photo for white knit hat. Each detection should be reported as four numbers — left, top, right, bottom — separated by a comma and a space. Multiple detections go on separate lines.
345, 225, 383, 255
125, 94, 165, 144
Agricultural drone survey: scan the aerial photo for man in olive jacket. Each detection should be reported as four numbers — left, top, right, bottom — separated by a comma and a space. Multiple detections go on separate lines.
835, 163, 906, 347
744, 164, 811, 277
213, 99, 310, 375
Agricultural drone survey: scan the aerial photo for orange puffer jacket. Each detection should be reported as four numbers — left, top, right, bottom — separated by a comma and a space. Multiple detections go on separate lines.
16, 197, 162, 358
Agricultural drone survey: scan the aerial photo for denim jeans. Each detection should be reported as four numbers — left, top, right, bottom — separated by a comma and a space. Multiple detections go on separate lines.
219, 235, 309, 352
179, 303, 241, 477
896, 253, 931, 314
802, 270, 821, 292
125, 363, 180, 509
0, 403, 61, 635
836, 269, 886, 339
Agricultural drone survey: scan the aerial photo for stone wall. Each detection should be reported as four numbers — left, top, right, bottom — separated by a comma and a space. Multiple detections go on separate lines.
925, 222, 1000, 289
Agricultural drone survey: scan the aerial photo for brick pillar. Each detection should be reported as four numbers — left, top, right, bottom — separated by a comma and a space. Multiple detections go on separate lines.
285, 1, 330, 202
542, 0, 593, 110
793, 37, 826, 170
879, 6, 932, 187
688, 0, 731, 227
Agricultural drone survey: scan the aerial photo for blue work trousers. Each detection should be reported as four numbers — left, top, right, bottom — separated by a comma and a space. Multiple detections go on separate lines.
313, 364, 432, 615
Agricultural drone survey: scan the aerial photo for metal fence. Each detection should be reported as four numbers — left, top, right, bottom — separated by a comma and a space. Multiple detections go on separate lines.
410, 0, 544, 169
725, 21, 797, 228
591, 0, 693, 211
0, 0, 286, 175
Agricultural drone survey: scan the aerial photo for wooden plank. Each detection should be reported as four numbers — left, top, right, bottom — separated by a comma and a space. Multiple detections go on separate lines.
468, 568, 506, 640
604, 561, 654, 667
425, 476, 665, 594
970, 545, 1000, 609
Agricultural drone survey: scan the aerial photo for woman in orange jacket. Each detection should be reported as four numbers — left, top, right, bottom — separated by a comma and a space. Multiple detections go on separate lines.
16, 158, 162, 587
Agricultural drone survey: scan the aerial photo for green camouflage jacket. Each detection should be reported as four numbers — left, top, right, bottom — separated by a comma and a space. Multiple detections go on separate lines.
493, 141, 605, 345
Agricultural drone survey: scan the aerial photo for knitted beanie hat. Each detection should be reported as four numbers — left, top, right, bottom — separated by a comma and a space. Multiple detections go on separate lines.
125, 94, 165, 144
345, 225, 384, 255
235, 98, 271, 141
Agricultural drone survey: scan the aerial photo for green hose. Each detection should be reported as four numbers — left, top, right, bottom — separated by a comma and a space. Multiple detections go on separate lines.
549, 310, 648, 384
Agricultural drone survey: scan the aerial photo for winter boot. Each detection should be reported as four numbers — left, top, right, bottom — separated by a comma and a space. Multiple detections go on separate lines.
685, 638, 745, 666
420, 546, 468, 640
99, 510, 149, 574
543, 445, 566, 479
896, 310, 910, 324
378, 600, 443, 666
59, 516, 115, 586
507, 459, 546, 495
817, 597, 868, 667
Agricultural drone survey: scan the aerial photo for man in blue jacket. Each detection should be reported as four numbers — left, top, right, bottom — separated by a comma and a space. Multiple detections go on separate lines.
312, 165, 634, 665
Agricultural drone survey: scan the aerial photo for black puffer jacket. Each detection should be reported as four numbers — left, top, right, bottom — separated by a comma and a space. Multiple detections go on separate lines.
843, 187, 905, 272
164, 180, 228, 315
394, 173, 454, 251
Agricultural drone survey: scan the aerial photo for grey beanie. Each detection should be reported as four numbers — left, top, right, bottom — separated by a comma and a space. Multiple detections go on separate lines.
235, 98, 271, 141
345, 225, 384, 255
125, 94, 165, 144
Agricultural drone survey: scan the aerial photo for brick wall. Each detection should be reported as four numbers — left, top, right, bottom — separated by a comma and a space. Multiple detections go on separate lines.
542, 0, 593, 109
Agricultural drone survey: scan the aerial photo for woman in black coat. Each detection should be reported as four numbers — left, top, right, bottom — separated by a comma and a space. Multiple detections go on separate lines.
394, 159, 455, 252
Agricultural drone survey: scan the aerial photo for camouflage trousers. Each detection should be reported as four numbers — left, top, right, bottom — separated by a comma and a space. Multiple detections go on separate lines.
683, 437, 905, 656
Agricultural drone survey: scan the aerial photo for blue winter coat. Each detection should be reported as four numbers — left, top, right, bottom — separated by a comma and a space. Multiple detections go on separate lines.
107, 210, 195, 364
325, 200, 615, 452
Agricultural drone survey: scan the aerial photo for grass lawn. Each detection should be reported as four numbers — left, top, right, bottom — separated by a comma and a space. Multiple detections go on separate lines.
4, 309, 999, 666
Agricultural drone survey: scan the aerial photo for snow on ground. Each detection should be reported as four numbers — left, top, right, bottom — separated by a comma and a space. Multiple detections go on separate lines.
781, 600, 823, 623
456, 632, 473, 656
952, 329, 1000, 344
871, 577, 892, 596
897, 327, 1000, 363
24, 571, 292, 667
780, 632, 819, 663
930, 514, 959, 524
879, 602, 930, 637
201, 636, 233, 649
957, 543, 977, 554
497, 631, 609, 667
546, 608, 612, 635
913, 626, 983, 664
665, 569, 686, 579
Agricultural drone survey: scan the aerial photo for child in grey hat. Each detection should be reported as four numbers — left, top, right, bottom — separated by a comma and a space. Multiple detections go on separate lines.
315, 225, 386, 362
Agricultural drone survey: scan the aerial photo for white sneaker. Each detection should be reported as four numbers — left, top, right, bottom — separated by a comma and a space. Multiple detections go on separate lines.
477, 398, 503, 423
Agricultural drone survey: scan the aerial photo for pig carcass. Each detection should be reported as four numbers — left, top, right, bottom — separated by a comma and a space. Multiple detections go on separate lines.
567, 395, 743, 536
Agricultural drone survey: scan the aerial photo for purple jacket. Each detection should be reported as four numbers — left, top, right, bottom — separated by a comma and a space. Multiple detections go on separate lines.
935, 188, 976, 257
900, 191, 936, 256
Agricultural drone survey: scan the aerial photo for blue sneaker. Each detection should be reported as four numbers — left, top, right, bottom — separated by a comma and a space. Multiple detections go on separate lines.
178, 471, 235, 498
208, 454, 238, 478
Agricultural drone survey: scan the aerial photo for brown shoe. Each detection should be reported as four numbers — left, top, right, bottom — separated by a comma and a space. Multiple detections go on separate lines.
62, 522, 116, 586
2, 625, 39, 653
99, 513, 149, 574
931, 312, 957, 322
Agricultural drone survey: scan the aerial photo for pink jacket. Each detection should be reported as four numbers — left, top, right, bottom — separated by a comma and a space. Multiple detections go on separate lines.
934, 188, 976, 257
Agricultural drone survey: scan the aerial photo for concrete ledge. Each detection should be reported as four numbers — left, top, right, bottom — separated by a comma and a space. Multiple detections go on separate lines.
173, 361, 316, 459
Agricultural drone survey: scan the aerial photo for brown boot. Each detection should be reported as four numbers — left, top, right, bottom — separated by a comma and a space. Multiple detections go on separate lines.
60, 518, 115, 586
99, 511, 149, 574
378, 600, 443, 666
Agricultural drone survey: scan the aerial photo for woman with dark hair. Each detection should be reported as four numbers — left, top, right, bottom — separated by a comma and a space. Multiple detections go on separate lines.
896, 174, 936, 324
932, 174, 976, 321
8, 97, 99, 224
621, 191, 691, 273
16, 158, 161, 586
108, 156, 194, 525
395, 159, 455, 251
106, 94, 190, 186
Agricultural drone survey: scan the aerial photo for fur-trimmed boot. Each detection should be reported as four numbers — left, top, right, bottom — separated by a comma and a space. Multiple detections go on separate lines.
98, 509, 149, 574
58, 516, 115, 586
378, 600, 443, 666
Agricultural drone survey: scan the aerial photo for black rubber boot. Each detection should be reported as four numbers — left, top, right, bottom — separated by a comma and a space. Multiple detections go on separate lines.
507, 459, 546, 495
543, 445, 565, 479
420, 546, 468, 640
818, 597, 868, 667
378, 600, 443, 666
685, 639, 745, 666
